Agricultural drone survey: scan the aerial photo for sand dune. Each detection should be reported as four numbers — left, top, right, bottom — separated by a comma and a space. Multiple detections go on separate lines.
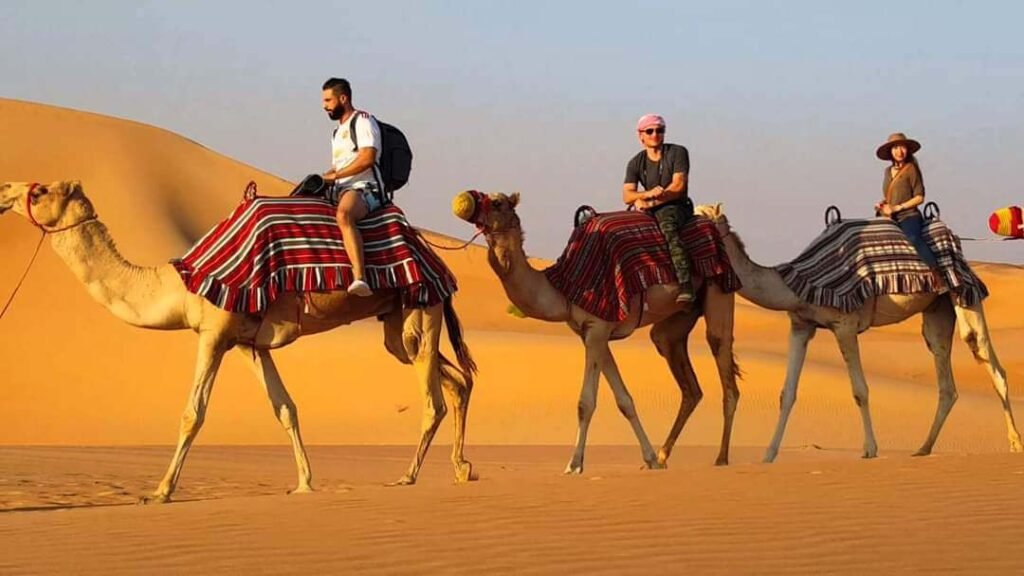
3, 99, 1024, 573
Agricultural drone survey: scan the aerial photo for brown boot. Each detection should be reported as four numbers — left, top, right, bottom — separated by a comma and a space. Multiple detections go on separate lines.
675, 280, 696, 304
932, 269, 949, 294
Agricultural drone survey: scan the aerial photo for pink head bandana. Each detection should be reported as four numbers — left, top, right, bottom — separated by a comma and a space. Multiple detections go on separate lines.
636, 114, 666, 132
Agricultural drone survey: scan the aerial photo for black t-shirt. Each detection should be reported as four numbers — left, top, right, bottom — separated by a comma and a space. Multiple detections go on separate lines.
624, 143, 690, 191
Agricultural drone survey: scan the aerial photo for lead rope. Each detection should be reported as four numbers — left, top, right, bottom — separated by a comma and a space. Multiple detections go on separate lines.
416, 228, 484, 251
0, 230, 47, 320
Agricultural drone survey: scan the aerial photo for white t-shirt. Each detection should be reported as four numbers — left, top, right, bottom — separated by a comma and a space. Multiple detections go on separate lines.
331, 111, 381, 189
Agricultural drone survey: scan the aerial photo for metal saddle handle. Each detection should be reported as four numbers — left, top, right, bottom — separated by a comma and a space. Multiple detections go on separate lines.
824, 205, 842, 227
574, 205, 597, 228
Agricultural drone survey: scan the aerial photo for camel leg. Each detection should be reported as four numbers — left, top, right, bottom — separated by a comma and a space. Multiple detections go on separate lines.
600, 346, 660, 469
650, 311, 702, 466
834, 322, 879, 459
764, 317, 816, 463
915, 300, 958, 456
440, 356, 475, 482
144, 334, 227, 504
236, 346, 313, 493
390, 307, 448, 486
565, 324, 613, 475
705, 284, 739, 466
954, 303, 1024, 452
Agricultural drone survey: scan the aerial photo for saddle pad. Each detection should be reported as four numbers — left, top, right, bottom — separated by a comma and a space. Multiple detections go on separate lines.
544, 210, 741, 322
774, 217, 987, 312
171, 197, 457, 314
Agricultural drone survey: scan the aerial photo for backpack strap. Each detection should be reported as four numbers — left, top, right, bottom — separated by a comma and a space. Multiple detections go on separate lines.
348, 113, 360, 152
347, 111, 389, 200
659, 143, 671, 183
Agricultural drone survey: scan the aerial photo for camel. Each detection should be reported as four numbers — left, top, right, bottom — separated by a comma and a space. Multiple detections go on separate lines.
451, 190, 740, 473
695, 203, 1023, 462
0, 180, 477, 503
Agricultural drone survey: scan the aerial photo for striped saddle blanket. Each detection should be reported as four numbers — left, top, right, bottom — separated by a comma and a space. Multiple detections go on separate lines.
544, 211, 741, 322
171, 197, 457, 314
775, 217, 987, 312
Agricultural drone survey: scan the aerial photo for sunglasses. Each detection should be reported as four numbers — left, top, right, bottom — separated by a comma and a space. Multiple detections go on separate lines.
641, 127, 666, 135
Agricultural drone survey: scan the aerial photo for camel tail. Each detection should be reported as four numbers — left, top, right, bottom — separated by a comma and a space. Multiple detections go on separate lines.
443, 296, 478, 377
733, 353, 744, 381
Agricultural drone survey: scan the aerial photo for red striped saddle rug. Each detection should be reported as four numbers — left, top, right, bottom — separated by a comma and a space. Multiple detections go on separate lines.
544, 211, 741, 322
171, 197, 457, 314
774, 217, 987, 312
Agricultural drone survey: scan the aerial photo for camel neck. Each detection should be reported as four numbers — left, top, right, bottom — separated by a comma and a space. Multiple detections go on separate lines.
486, 227, 570, 322
719, 231, 801, 312
49, 220, 185, 328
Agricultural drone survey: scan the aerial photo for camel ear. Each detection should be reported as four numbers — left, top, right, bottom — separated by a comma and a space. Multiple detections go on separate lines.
509, 192, 520, 208
66, 180, 82, 196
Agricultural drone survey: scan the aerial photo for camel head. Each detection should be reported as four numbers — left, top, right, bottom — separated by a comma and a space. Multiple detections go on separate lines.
694, 202, 732, 237
451, 190, 522, 236
0, 180, 95, 230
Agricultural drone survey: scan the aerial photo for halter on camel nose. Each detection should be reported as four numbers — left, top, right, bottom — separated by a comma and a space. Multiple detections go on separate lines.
24, 183, 46, 229
452, 190, 491, 228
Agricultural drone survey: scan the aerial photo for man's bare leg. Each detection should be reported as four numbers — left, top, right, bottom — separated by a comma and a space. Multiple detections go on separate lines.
336, 189, 372, 296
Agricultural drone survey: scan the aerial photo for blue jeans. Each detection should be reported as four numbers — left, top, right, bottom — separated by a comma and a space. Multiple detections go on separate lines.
897, 211, 939, 268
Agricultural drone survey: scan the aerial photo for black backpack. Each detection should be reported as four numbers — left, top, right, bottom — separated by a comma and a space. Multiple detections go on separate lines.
349, 113, 413, 194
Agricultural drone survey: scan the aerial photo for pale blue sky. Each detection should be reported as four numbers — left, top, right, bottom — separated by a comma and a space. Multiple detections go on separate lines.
2, 1, 1023, 262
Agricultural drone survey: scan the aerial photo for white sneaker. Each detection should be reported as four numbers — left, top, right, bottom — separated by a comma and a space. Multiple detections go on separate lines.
347, 279, 372, 297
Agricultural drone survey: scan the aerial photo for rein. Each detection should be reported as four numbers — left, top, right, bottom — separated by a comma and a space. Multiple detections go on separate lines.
0, 183, 98, 321
418, 191, 490, 251
417, 228, 485, 251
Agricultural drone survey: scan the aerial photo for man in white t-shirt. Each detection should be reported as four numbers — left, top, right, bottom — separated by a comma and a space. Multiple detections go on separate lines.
321, 77, 384, 297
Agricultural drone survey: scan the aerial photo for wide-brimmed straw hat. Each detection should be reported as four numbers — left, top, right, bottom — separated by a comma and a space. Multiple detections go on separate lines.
876, 132, 921, 161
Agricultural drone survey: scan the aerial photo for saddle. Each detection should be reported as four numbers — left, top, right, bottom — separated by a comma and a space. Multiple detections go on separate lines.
544, 209, 740, 322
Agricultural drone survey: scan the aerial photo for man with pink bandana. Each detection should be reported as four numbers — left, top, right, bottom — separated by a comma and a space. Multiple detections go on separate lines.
622, 114, 694, 303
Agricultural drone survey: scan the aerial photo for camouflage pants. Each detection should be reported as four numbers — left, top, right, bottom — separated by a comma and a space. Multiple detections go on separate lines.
654, 203, 694, 296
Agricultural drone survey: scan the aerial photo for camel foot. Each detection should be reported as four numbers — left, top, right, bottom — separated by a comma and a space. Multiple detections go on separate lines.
289, 484, 314, 495
386, 475, 416, 487
861, 450, 878, 459
912, 446, 933, 457
1009, 437, 1024, 453
762, 449, 779, 464
454, 461, 476, 483
714, 456, 729, 467
644, 457, 667, 470
656, 448, 670, 466
564, 463, 584, 475
138, 493, 171, 505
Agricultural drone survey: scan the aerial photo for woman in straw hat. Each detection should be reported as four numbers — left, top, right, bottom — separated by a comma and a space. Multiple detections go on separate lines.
874, 132, 939, 269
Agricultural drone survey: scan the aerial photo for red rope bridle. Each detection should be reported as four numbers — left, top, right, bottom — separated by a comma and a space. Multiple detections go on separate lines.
0, 183, 98, 320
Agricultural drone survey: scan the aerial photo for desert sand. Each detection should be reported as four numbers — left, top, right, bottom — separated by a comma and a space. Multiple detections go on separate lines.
2, 98, 1024, 573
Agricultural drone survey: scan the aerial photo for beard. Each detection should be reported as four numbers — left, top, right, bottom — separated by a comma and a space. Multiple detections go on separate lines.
326, 106, 343, 121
